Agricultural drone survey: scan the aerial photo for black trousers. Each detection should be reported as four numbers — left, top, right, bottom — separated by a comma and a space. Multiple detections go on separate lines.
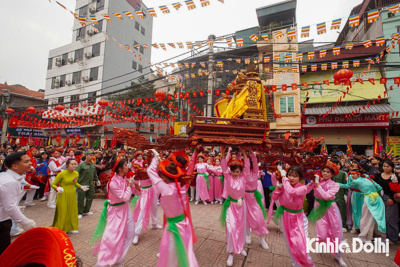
0, 219, 12, 256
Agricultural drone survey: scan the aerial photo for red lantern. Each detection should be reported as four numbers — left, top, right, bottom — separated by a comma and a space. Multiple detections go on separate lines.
50, 135, 56, 138
27, 107, 37, 114
54, 105, 65, 112
98, 99, 109, 108
5, 108, 14, 114
86, 134, 92, 138
333, 69, 353, 85
154, 89, 166, 101
69, 134, 75, 138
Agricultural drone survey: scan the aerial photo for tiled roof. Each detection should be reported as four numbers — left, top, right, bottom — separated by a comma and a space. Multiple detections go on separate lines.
305, 104, 395, 115
0, 82, 44, 99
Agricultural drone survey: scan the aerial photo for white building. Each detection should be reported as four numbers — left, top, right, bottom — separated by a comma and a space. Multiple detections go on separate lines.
44, 0, 153, 106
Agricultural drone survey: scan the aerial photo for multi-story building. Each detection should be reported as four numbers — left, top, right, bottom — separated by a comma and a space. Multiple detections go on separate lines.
44, 0, 153, 107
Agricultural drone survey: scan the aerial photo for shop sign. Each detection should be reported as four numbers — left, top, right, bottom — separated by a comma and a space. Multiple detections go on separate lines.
302, 114, 389, 128
389, 136, 400, 157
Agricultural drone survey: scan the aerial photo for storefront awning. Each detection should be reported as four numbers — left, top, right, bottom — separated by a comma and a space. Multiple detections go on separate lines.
304, 104, 395, 115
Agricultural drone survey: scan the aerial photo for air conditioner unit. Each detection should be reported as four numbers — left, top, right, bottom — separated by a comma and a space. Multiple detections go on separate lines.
66, 80, 72, 86
87, 29, 94, 36
54, 79, 60, 88
89, 7, 96, 14
68, 58, 74, 63
55, 58, 62, 67
82, 76, 89, 82
85, 52, 92, 59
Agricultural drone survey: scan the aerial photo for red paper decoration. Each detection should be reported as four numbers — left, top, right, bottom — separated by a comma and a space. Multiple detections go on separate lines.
5, 108, 14, 114
26, 107, 37, 114
98, 99, 109, 108
333, 69, 353, 85
54, 105, 65, 112
154, 89, 166, 101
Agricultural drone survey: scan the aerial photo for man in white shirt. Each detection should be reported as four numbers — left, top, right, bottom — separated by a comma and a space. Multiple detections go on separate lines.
47, 150, 66, 208
0, 151, 37, 255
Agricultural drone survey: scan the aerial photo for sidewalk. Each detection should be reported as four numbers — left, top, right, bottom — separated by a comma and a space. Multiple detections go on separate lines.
20, 197, 398, 266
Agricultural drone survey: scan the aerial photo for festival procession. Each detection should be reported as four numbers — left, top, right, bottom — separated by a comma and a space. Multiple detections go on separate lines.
4, 0, 400, 266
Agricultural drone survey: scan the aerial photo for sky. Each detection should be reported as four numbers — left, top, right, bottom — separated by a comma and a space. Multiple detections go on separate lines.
0, 0, 363, 91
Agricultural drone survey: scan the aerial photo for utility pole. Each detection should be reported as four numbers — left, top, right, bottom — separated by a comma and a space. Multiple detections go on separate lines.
207, 34, 216, 118
1, 90, 11, 144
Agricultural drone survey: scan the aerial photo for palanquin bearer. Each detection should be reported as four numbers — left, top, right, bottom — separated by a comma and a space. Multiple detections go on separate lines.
147, 149, 198, 267
91, 158, 136, 267
307, 161, 346, 266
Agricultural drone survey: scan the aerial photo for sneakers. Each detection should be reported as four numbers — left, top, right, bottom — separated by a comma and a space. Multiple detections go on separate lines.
68, 230, 79, 234
156, 252, 160, 258
240, 249, 247, 256
220, 200, 223, 205
350, 229, 357, 234
210, 201, 214, 204
246, 235, 252, 244
334, 255, 347, 267
152, 224, 163, 229
78, 215, 82, 219
48, 204, 56, 209
25, 203, 36, 207
195, 201, 199, 205
133, 236, 139, 245
83, 212, 93, 216
203, 201, 207, 205
259, 236, 269, 250
189, 198, 194, 202
40, 196, 48, 202
227, 254, 234, 266
342, 228, 348, 233
11, 229, 24, 237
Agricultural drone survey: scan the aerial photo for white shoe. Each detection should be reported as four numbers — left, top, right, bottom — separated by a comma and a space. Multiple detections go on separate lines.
189, 198, 194, 202
48, 204, 56, 209
25, 203, 36, 207
220, 200, 223, 204
227, 254, 234, 266
68, 230, 79, 234
78, 215, 82, 219
11, 229, 24, 237
156, 252, 160, 258
358, 236, 368, 243
83, 212, 93, 216
133, 236, 139, 245
259, 236, 269, 250
203, 201, 207, 205
240, 249, 247, 256
342, 228, 348, 233
246, 235, 252, 244
157, 200, 160, 206
210, 201, 214, 204
350, 229, 357, 234
334, 255, 347, 267
195, 201, 199, 205
152, 224, 162, 229
40, 196, 48, 202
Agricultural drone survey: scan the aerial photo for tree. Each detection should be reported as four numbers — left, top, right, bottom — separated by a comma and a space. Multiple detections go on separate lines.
107, 76, 177, 130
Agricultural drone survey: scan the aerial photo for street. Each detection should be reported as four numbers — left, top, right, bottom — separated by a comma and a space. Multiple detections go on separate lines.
19, 196, 398, 267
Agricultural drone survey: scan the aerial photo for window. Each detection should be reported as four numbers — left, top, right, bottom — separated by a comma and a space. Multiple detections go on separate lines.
135, 21, 140, 31
88, 92, 96, 104
71, 94, 79, 103
79, 5, 87, 17
58, 97, 64, 104
138, 64, 143, 73
61, 53, 68, 66
280, 96, 295, 113
72, 71, 81, 84
141, 26, 145, 36
47, 58, 53, 70
76, 27, 86, 40
74, 49, 83, 62
94, 20, 103, 33
134, 41, 138, 50
389, 13, 395, 19
59, 75, 66, 87
132, 60, 137, 70
51, 77, 56, 89
90, 67, 99, 81
92, 43, 100, 57
397, 26, 400, 33
96, 0, 105, 12
140, 45, 144, 54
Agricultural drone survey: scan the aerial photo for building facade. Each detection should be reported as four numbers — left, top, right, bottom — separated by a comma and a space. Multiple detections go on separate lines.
44, 0, 153, 106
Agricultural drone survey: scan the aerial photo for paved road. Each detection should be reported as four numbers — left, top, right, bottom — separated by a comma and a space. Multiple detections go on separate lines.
18, 196, 398, 266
